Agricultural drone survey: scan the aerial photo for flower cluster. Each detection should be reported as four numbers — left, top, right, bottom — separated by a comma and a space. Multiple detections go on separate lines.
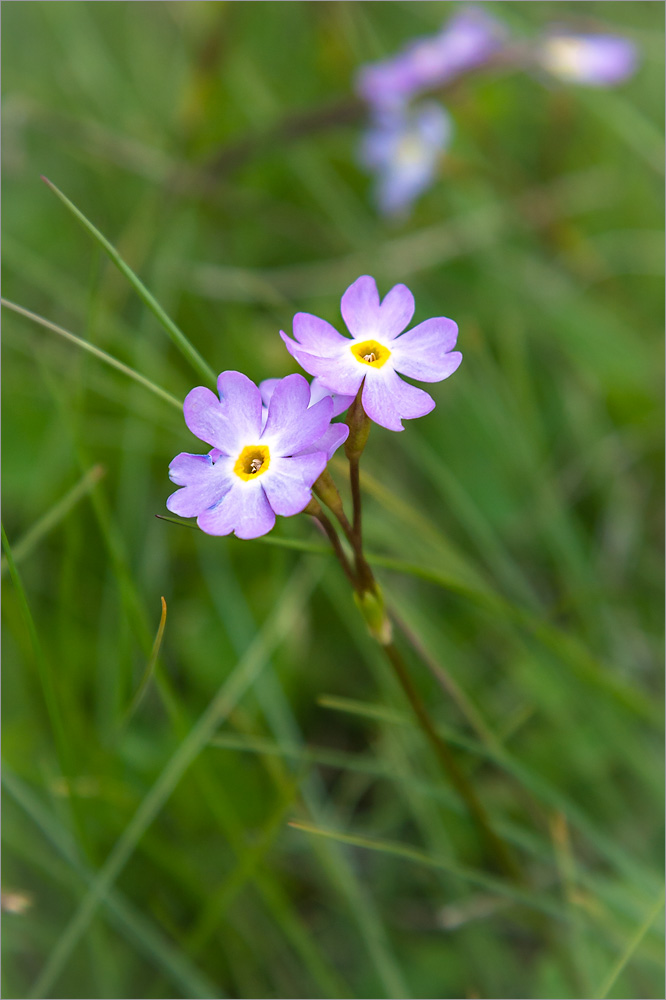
355, 6, 639, 217
356, 7, 505, 217
167, 276, 461, 538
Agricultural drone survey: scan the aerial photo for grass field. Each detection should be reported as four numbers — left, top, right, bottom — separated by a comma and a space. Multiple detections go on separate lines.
2, 3, 664, 998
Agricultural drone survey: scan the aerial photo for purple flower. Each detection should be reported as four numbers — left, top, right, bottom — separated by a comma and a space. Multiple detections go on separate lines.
537, 32, 638, 86
167, 371, 338, 538
280, 276, 462, 432
360, 102, 452, 217
356, 8, 507, 110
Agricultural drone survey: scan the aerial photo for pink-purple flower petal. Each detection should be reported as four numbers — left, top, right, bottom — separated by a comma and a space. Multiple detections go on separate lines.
280, 335, 362, 395
341, 275, 417, 340
375, 283, 416, 339
260, 376, 353, 418
298, 423, 350, 460
362, 369, 435, 431
183, 387, 232, 452
292, 313, 348, 355
258, 378, 280, 409
168, 452, 214, 487
309, 377, 355, 416
197, 482, 276, 539
340, 276, 382, 338
391, 317, 461, 381
262, 374, 334, 455
216, 370, 263, 446
166, 454, 234, 518
263, 453, 328, 517
538, 33, 638, 87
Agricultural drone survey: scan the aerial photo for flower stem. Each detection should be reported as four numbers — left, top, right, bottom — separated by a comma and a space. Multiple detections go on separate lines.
381, 639, 523, 883
310, 449, 523, 882
344, 387, 375, 592
304, 499, 357, 588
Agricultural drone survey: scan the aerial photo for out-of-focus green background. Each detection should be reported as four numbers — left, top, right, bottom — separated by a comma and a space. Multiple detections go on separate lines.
2, 3, 663, 998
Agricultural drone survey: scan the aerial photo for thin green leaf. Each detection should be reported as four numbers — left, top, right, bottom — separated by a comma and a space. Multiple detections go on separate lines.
595, 887, 665, 999
120, 596, 168, 726
29, 562, 318, 1000
1, 465, 106, 577
2, 298, 182, 410
288, 820, 569, 923
41, 177, 216, 383
2, 768, 222, 1000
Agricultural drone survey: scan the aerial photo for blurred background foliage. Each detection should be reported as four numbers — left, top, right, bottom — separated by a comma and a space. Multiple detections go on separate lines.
2, 2, 663, 998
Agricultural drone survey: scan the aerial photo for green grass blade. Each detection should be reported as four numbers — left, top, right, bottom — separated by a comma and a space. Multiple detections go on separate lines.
2, 769, 222, 999
1, 465, 106, 577
2, 298, 182, 410
317, 693, 657, 891
1, 525, 71, 782
29, 561, 318, 1000
40, 177, 216, 383
119, 596, 168, 726
288, 820, 569, 923
594, 887, 665, 1000
199, 545, 411, 999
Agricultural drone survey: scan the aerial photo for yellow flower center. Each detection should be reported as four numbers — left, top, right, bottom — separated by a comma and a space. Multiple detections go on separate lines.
233, 444, 270, 481
351, 339, 391, 369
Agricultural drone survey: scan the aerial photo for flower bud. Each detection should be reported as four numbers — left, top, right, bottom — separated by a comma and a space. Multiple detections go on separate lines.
354, 585, 393, 645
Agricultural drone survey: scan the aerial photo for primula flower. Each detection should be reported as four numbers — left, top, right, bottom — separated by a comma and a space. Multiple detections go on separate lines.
537, 32, 638, 86
356, 8, 507, 110
280, 275, 462, 432
360, 102, 452, 217
167, 371, 340, 539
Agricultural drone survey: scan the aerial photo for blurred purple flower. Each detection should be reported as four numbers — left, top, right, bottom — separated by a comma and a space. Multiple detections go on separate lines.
360, 102, 452, 217
356, 7, 508, 110
280, 275, 462, 432
167, 371, 338, 538
537, 32, 638, 86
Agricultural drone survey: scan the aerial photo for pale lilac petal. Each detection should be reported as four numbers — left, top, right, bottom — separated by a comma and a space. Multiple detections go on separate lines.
216, 371, 263, 446
341, 275, 417, 340
362, 103, 451, 218
312, 355, 365, 396
183, 387, 231, 451
280, 333, 332, 379
341, 276, 381, 338
197, 482, 275, 539
166, 455, 235, 518
309, 377, 355, 417
391, 317, 461, 381
538, 33, 638, 86
168, 452, 213, 487
262, 453, 327, 516
355, 8, 507, 109
266, 376, 353, 418
280, 334, 363, 395
263, 374, 334, 455
377, 284, 415, 340
394, 349, 462, 383
377, 159, 435, 217
362, 368, 435, 431
259, 378, 280, 409
356, 58, 414, 109
292, 313, 348, 355
298, 423, 349, 460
